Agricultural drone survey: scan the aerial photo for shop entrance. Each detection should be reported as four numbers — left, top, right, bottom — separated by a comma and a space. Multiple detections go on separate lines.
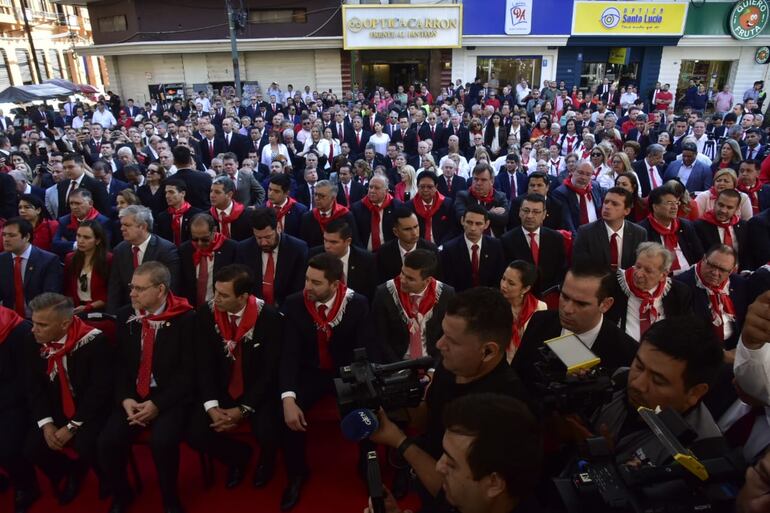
675, 60, 734, 108
580, 62, 639, 90
476, 56, 542, 91
358, 50, 430, 93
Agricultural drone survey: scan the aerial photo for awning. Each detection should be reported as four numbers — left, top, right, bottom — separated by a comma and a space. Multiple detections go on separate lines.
44, 78, 99, 94
0, 83, 73, 103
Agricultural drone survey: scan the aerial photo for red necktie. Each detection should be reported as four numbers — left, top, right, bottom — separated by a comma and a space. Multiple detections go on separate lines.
510, 173, 516, 197
610, 233, 619, 269
446, 176, 452, 193
344, 184, 350, 205
137, 319, 157, 398
95, 141, 101, 153
356, 132, 361, 146
471, 243, 480, 286
132, 246, 140, 269
13, 256, 25, 316
227, 314, 244, 399
579, 193, 589, 226
528, 232, 539, 266
408, 295, 423, 359
649, 167, 659, 188
339, 124, 344, 141
431, 127, 435, 139
209, 140, 214, 158
370, 208, 383, 251
723, 226, 733, 249
219, 211, 230, 238
263, 250, 275, 305
424, 203, 434, 243
316, 304, 333, 369
197, 257, 209, 306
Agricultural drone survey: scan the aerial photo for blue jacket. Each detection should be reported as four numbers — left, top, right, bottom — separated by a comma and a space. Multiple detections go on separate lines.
663, 160, 713, 194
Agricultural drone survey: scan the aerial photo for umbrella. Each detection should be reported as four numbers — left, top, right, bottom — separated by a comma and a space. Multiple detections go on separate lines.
44, 78, 99, 94
0, 84, 72, 103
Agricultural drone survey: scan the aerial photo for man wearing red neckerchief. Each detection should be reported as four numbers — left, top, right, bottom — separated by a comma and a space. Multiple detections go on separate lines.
410, 170, 458, 245
210, 176, 252, 242
350, 175, 400, 251
24, 293, 112, 507
188, 264, 285, 490
454, 163, 509, 237
299, 180, 359, 248
52, 189, 110, 258
155, 179, 201, 247
99, 262, 195, 513
550, 161, 603, 235
738, 159, 770, 215
694, 189, 750, 270
279, 253, 369, 510
265, 174, 307, 238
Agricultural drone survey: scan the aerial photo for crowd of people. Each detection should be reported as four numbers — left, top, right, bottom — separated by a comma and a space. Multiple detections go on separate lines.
0, 74, 770, 513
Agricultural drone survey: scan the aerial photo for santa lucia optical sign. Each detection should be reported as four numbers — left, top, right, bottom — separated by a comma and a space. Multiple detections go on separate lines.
342, 5, 463, 50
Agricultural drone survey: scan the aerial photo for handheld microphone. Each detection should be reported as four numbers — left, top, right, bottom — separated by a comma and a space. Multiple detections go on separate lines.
340, 408, 379, 441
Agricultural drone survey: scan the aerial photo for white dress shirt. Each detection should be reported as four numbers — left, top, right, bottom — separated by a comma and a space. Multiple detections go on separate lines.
132, 234, 152, 267
625, 289, 665, 341
398, 241, 417, 263
561, 315, 604, 350
464, 236, 483, 262
195, 251, 215, 303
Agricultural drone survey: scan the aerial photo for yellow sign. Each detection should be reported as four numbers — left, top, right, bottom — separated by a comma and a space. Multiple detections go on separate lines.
608, 48, 628, 65
572, 1, 688, 36
342, 5, 463, 50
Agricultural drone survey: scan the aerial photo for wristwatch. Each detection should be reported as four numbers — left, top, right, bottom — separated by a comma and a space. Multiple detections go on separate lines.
238, 405, 253, 418
66, 422, 79, 434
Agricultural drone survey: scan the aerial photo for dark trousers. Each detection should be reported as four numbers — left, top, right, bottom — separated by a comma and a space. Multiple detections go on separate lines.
98, 404, 188, 507
0, 407, 37, 492
186, 399, 280, 467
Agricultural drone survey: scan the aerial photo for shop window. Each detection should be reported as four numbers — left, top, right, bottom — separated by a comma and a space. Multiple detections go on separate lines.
676, 60, 734, 107
580, 62, 638, 90
476, 57, 541, 90
98, 15, 127, 32
248, 9, 306, 24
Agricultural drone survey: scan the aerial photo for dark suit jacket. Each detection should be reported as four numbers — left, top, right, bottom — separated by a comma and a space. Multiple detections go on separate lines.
606, 278, 694, 334
0, 319, 31, 411
234, 234, 308, 307
391, 128, 419, 156
494, 171, 528, 201
309, 245, 377, 301
155, 206, 203, 246
573, 220, 648, 270
376, 238, 439, 284
200, 138, 228, 168
25, 330, 112, 424
500, 226, 565, 294
408, 196, 459, 246
336, 180, 366, 208
0, 173, 18, 220
508, 195, 564, 231
693, 219, 750, 270
56, 174, 111, 218
114, 304, 195, 410
172, 168, 213, 210
550, 182, 605, 235
212, 205, 253, 242
350, 199, 401, 250
639, 217, 705, 268
107, 235, 181, 313
299, 210, 360, 249
748, 209, 770, 270
223, 132, 249, 162
436, 175, 467, 200
106, 178, 130, 209
348, 130, 372, 161
279, 290, 369, 395
293, 182, 314, 209
194, 301, 283, 409
674, 269, 748, 350
454, 190, 510, 237
276, 201, 307, 239
632, 160, 665, 198
439, 235, 505, 292
0, 247, 62, 316
178, 238, 237, 307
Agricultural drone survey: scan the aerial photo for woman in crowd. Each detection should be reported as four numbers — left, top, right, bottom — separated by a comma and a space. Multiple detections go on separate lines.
261, 130, 291, 168
136, 163, 166, 216
588, 144, 611, 180
18, 193, 58, 252
695, 167, 753, 220
483, 111, 508, 159
598, 151, 634, 191
395, 164, 418, 202
354, 159, 373, 188
368, 121, 391, 156
63, 220, 112, 314
615, 172, 648, 222
712, 139, 743, 173
499, 260, 546, 363
530, 116, 551, 142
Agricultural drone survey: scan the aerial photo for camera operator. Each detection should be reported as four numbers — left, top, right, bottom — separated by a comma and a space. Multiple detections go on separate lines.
591, 315, 725, 465
365, 393, 543, 513
368, 287, 529, 507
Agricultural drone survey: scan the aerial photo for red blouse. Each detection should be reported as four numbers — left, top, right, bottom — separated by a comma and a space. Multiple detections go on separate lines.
63, 252, 113, 310
32, 219, 59, 252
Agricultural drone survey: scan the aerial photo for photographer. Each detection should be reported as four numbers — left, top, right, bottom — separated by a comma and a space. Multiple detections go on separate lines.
369, 287, 529, 505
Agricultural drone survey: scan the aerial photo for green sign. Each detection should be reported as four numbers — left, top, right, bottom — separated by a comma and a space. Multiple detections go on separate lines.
730, 0, 770, 40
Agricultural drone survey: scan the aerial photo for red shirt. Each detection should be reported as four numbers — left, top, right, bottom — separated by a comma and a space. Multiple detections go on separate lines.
655, 90, 673, 111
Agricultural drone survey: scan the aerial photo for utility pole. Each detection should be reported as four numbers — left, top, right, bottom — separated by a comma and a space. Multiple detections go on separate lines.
15, 0, 43, 83
225, 0, 242, 96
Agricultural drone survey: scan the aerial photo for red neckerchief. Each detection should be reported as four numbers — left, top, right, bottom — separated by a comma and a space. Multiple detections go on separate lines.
312, 201, 349, 232
267, 197, 297, 222
694, 261, 735, 330
66, 207, 99, 231
738, 181, 762, 214
511, 292, 538, 350
701, 210, 739, 232
393, 275, 438, 319
40, 316, 99, 418
623, 267, 666, 326
362, 193, 393, 250
213, 295, 260, 359
646, 214, 681, 270
192, 232, 226, 266
470, 186, 495, 205
210, 201, 246, 238
565, 134, 577, 153
0, 306, 24, 343
303, 281, 348, 370
562, 177, 592, 197
581, 149, 591, 160
413, 192, 445, 242
167, 201, 191, 246
708, 186, 721, 202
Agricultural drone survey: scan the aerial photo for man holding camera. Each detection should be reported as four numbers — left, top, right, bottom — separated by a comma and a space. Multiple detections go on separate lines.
368, 287, 529, 510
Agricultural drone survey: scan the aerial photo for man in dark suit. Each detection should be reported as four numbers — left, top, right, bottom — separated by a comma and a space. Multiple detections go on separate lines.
57, 153, 111, 218
155, 179, 202, 247
209, 176, 252, 242
335, 163, 366, 207
501, 194, 565, 295
179, 213, 237, 307
410, 171, 458, 245
454, 163, 509, 237
90, 160, 129, 211
221, 118, 249, 163
107, 205, 181, 313
299, 180, 359, 249
376, 209, 439, 284
199, 123, 227, 170
573, 187, 648, 270
279, 253, 369, 510
508, 172, 564, 231
98, 262, 195, 513
631, 143, 666, 197
440, 204, 505, 292
391, 115, 419, 156
663, 142, 713, 194
221, 155, 264, 207
188, 264, 284, 489
513, 262, 638, 397
0, 170, 18, 220
369, 249, 453, 363
265, 174, 307, 238
171, 145, 213, 210
361, 104, 386, 134
330, 111, 353, 146
350, 175, 400, 252
674, 246, 748, 350
694, 189, 750, 270
606, 242, 693, 342
0, 218, 62, 317
31, 104, 54, 130
640, 187, 704, 272
494, 153, 528, 201
436, 159, 467, 200
347, 116, 371, 162
235, 207, 307, 308
550, 161, 605, 235
308, 219, 377, 301
52, 189, 112, 258
23, 293, 112, 507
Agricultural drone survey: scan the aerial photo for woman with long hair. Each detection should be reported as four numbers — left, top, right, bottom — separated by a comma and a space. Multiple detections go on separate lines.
64, 220, 112, 314
615, 172, 648, 222
18, 193, 58, 251
598, 151, 634, 191
695, 168, 753, 220
483, 111, 509, 159
589, 145, 611, 180
136, 163, 166, 216
368, 121, 391, 156
499, 260, 546, 362
529, 116, 551, 142
711, 139, 743, 173
354, 159, 373, 188
261, 130, 290, 168
395, 164, 418, 202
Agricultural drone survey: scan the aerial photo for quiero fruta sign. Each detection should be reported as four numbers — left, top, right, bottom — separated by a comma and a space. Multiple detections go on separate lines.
572, 1, 688, 36
729, 0, 769, 40
342, 5, 462, 50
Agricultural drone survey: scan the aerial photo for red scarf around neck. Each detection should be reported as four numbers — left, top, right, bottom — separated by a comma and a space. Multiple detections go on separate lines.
210, 201, 246, 238
694, 261, 735, 334
362, 193, 393, 250
511, 292, 539, 350
623, 267, 667, 328
312, 201, 349, 233
737, 181, 761, 214
67, 207, 99, 231
213, 295, 260, 358
394, 276, 438, 320
412, 192, 445, 242
701, 210, 738, 232
303, 281, 348, 370
0, 306, 24, 343
562, 177, 592, 197
708, 186, 721, 202
167, 201, 191, 246
192, 231, 226, 266
470, 186, 495, 205
646, 214, 681, 270
267, 197, 297, 222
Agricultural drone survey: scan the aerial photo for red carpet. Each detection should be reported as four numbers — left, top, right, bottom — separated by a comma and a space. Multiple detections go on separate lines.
4, 399, 423, 513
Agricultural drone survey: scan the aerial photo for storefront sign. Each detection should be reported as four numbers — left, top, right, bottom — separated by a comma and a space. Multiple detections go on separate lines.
729, 0, 769, 40
342, 5, 462, 50
608, 48, 629, 65
505, 0, 533, 35
756, 46, 770, 64
571, 1, 687, 36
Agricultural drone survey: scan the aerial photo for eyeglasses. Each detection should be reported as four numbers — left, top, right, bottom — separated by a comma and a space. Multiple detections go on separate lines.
127, 283, 159, 293
520, 208, 544, 216
591, 152, 603, 157
703, 259, 733, 274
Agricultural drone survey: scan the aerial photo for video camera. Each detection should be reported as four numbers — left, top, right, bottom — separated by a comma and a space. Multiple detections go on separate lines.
334, 348, 433, 441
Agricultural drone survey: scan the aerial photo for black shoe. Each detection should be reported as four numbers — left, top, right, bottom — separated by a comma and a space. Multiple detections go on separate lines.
58, 467, 85, 505
225, 463, 247, 489
252, 462, 274, 488
391, 467, 410, 500
280, 474, 307, 511
14, 488, 41, 513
